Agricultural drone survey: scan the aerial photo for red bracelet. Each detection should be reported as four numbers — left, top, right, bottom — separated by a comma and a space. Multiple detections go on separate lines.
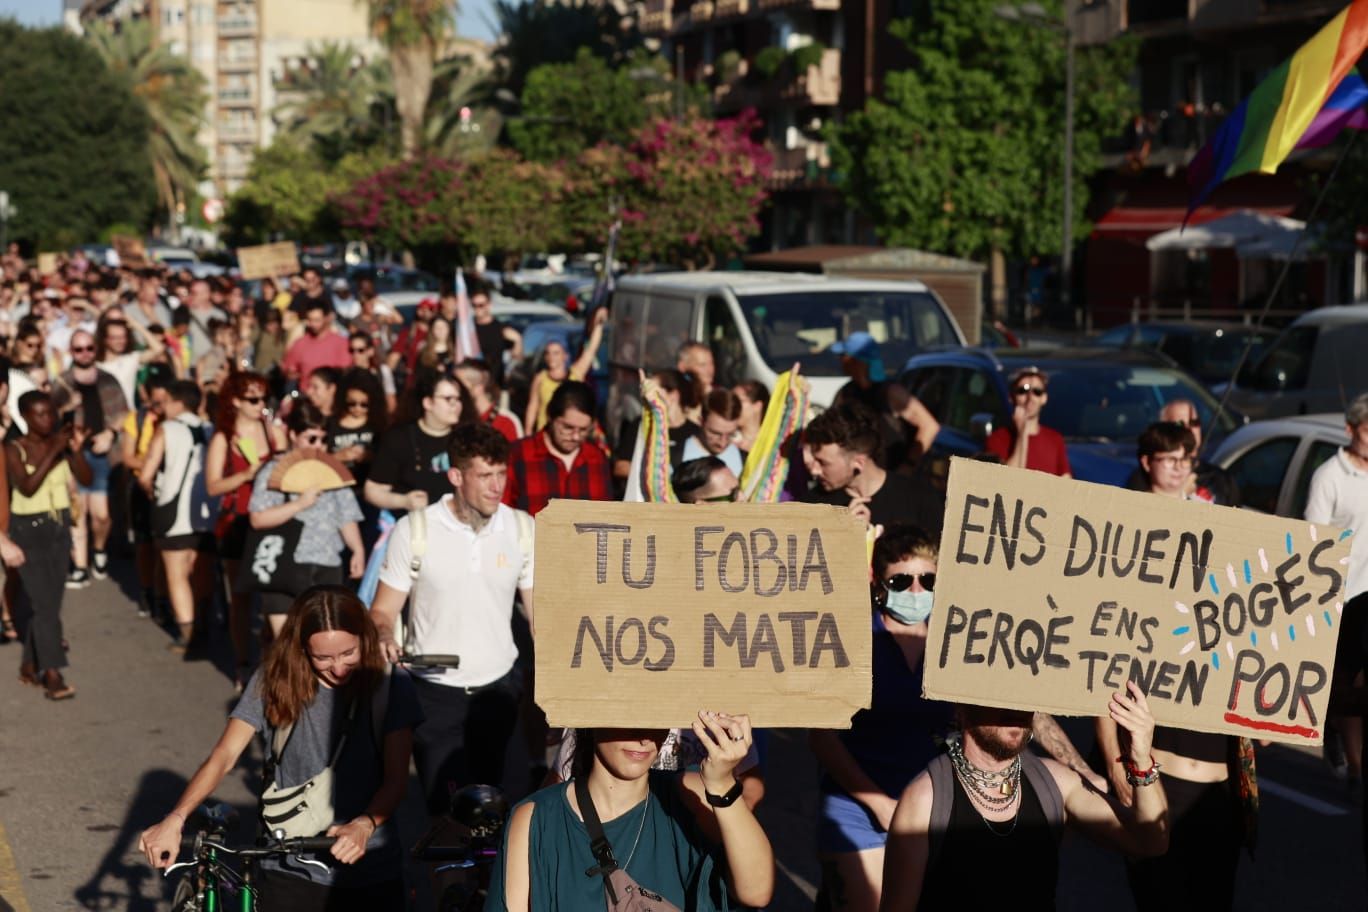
1115, 755, 1158, 776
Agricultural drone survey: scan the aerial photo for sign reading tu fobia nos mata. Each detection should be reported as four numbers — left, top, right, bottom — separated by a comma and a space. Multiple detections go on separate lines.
924, 458, 1350, 745
535, 500, 872, 728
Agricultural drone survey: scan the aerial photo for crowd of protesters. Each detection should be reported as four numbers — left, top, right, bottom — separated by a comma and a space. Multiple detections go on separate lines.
3, 244, 1357, 909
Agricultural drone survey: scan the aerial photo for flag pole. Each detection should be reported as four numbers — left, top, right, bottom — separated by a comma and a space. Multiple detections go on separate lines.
1208, 129, 1360, 444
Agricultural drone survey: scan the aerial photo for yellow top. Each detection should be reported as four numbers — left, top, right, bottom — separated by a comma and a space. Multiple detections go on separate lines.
533, 368, 585, 433
122, 411, 159, 458
11, 442, 72, 517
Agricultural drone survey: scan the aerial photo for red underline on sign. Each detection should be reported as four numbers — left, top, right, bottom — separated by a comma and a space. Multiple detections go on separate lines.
1222, 712, 1320, 740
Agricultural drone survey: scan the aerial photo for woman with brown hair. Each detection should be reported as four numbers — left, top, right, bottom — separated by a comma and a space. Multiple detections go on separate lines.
138, 586, 423, 910
205, 370, 286, 688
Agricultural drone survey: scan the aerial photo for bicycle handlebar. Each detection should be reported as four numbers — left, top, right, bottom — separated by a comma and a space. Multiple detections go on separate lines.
398, 653, 460, 669
177, 833, 338, 857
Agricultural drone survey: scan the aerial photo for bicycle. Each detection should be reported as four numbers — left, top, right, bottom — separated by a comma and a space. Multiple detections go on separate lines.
410, 783, 508, 912
163, 803, 336, 912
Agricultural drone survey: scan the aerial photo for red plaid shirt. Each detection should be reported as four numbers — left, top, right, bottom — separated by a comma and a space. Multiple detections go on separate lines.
503, 431, 613, 516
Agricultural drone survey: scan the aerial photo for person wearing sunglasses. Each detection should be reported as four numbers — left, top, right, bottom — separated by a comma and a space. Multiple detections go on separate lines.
249, 402, 366, 640
984, 366, 1071, 477
809, 525, 952, 912
205, 371, 286, 689
50, 329, 129, 588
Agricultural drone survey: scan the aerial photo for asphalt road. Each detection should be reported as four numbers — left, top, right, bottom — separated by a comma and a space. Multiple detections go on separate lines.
0, 566, 1364, 910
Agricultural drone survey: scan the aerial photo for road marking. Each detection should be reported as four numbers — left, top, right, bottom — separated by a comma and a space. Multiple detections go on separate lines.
775, 857, 817, 902
0, 821, 32, 912
1259, 777, 1350, 817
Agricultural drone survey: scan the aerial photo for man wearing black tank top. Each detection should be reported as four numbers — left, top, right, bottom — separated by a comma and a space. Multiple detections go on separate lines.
881, 685, 1168, 911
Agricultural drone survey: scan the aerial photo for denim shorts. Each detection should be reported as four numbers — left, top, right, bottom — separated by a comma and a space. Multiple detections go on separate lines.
77, 450, 112, 495
817, 788, 889, 854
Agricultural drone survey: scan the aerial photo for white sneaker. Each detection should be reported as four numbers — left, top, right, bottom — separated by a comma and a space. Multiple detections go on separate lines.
91, 552, 109, 581
66, 569, 90, 589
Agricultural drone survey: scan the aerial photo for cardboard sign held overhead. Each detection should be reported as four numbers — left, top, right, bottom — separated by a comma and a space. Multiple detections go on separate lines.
924, 458, 1349, 746
36, 253, 59, 276
236, 241, 299, 281
535, 500, 872, 729
111, 235, 147, 268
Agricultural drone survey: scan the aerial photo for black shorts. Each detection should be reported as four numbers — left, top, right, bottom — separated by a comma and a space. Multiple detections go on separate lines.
157, 532, 216, 552
128, 486, 153, 544
260, 564, 344, 615
217, 514, 251, 561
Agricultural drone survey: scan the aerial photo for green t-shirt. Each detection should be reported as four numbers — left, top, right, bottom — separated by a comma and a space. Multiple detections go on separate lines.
484, 772, 735, 911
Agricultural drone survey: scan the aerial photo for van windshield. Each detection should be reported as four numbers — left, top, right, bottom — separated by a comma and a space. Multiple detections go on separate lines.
736, 291, 958, 376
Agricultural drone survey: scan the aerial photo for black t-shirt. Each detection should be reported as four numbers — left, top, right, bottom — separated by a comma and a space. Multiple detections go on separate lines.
612, 418, 700, 470
367, 422, 453, 507
803, 470, 946, 538
290, 290, 333, 318
475, 320, 511, 387
77, 380, 105, 434
329, 423, 376, 483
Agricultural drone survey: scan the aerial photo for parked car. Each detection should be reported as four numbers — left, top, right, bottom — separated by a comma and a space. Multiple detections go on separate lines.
387, 292, 574, 335
604, 271, 965, 444
347, 263, 441, 294
899, 347, 1242, 487
1209, 414, 1346, 516
505, 319, 611, 423
1092, 320, 1276, 388
1222, 303, 1368, 420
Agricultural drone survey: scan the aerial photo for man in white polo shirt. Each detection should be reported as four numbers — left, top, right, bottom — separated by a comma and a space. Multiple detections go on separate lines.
372, 422, 534, 814
1306, 391, 1368, 801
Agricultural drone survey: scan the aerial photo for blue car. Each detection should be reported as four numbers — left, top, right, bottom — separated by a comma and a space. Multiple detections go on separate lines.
899, 348, 1242, 487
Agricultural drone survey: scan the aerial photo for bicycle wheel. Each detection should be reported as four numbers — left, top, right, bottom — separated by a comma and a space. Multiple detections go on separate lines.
437, 882, 484, 912
170, 876, 199, 912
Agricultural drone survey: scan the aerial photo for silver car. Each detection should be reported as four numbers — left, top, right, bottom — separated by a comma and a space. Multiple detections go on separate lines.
1210, 413, 1347, 517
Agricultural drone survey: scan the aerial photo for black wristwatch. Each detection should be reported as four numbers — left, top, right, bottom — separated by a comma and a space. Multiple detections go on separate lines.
704, 779, 744, 808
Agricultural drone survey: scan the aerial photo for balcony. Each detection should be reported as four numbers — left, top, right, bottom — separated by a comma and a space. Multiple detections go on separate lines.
756, 0, 839, 10
766, 143, 830, 188
217, 120, 257, 142
217, 86, 256, 107
217, 15, 256, 35
781, 47, 841, 107
219, 53, 257, 72
689, 0, 713, 23
640, 1, 671, 34
714, 0, 748, 17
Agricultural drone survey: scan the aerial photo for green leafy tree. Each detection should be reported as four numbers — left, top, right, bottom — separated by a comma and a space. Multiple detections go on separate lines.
272, 40, 392, 160
0, 21, 156, 247
223, 140, 390, 244
425, 50, 499, 156
365, 0, 453, 158
490, 0, 642, 100
510, 49, 659, 162
829, 0, 1135, 261
83, 18, 206, 227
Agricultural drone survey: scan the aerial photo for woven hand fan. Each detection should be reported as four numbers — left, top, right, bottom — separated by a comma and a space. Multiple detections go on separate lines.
267, 450, 356, 493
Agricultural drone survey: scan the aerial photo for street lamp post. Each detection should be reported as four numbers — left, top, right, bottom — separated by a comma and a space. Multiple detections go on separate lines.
0, 191, 14, 253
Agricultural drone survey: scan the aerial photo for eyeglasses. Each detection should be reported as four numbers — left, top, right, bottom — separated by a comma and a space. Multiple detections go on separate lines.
433, 394, 461, 404
1151, 455, 1194, 469
1174, 416, 1201, 429
240, 395, 265, 405
1013, 385, 1046, 398
71, 345, 94, 354
552, 419, 592, 439
346, 398, 369, 409
299, 432, 327, 445
349, 346, 369, 354
885, 572, 935, 592
701, 488, 740, 503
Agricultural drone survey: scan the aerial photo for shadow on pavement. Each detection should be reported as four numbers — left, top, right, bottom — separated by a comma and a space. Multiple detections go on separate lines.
71, 768, 255, 911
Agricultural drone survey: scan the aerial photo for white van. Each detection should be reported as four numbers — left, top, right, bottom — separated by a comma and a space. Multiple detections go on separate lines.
605, 271, 965, 439
1225, 303, 1368, 419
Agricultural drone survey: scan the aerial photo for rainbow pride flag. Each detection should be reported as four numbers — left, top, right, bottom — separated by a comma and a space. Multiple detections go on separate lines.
1296, 71, 1368, 148
1188, 0, 1368, 214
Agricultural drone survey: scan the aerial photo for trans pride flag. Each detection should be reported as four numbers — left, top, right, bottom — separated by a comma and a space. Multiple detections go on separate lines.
452, 267, 482, 362
1187, 0, 1368, 215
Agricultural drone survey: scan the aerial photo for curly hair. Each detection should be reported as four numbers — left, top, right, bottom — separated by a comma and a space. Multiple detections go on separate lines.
448, 420, 510, 469
804, 402, 883, 460
260, 586, 386, 728
215, 371, 270, 434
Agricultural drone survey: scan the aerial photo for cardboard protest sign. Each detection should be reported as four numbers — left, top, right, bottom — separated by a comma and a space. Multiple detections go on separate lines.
236, 242, 299, 281
111, 235, 147, 268
36, 253, 58, 276
924, 458, 1349, 745
535, 500, 872, 729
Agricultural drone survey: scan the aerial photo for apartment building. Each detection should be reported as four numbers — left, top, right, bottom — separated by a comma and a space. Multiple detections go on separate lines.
640, 0, 916, 250
78, 0, 377, 197
1078, 0, 1349, 322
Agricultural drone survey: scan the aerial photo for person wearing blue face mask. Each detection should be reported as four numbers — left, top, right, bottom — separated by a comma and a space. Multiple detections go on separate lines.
810, 525, 953, 912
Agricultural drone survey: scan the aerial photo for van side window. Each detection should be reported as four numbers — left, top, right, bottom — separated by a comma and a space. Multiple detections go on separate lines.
611, 294, 647, 367
1238, 325, 1316, 392
644, 297, 693, 369
705, 296, 744, 387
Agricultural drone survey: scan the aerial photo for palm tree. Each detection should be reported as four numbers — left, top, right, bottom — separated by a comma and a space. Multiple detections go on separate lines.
273, 41, 392, 158
425, 49, 499, 155
364, 0, 453, 158
84, 19, 207, 224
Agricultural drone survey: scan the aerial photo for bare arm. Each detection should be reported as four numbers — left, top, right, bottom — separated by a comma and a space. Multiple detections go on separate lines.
250, 485, 320, 530
523, 373, 543, 435
518, 587, 534, 634
363, 480, 427, 513
501, 802, 535, 911
879, 774, 933, 912
205, 432, 260, 497
1094, 715, 1133, 806
371, 581, 407, 662
899, 395, 941, 457
328, 726, 414, 866
9, 434, 71, 498
1032, 713, 1105, 790
503, 325, 523, 360
570, 309, 607, 380
138, 718, 256, 868
138, 427, 166, 494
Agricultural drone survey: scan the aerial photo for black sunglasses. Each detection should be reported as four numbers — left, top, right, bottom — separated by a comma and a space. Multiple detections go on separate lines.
884, 572, 935, 592
1013, 385, 1046, 398
240, 395, 265, 404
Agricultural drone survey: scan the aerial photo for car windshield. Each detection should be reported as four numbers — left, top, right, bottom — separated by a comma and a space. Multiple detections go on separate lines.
736, 290, 958, 376
1237, 325, 1317, 391
1032, 364, 1238, 441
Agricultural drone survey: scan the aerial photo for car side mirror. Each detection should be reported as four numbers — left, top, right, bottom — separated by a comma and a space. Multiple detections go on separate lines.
968, 412, 994, 442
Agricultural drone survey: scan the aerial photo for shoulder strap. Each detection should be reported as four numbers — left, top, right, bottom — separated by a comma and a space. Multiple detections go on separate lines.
925, 752, 954, 875
1021, 749, 1066, 837
513, 507, 533, 558
264, 695, 360, 787
573, 776, 621, 903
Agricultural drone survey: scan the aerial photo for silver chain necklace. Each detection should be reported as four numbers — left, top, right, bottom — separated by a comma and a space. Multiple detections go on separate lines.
946, 734, 1021, 807
622, 795, 649, 872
